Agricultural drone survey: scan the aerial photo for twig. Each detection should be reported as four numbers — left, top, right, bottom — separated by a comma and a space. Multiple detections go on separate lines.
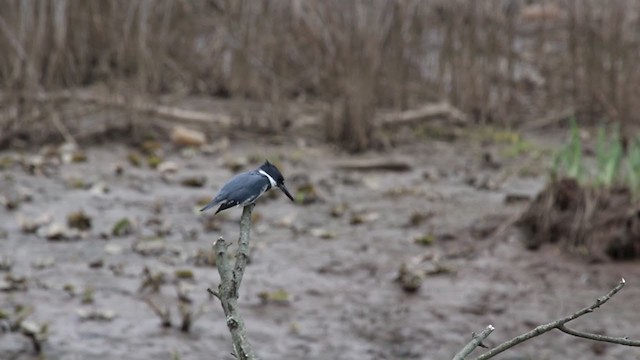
453, 325, 495, 360
463, 279, 630, 360
211, 204, 257, 360
143, 298, 172, 328
557, 325, 640, 347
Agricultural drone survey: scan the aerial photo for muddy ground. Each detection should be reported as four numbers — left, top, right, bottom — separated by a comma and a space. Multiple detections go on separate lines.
1, 127, 639, 360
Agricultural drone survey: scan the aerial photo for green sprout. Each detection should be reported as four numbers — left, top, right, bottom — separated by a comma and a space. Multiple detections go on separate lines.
595, 124, 623, 187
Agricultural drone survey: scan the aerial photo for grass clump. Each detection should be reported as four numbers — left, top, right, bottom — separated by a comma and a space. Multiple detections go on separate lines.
551, 119, 640, 195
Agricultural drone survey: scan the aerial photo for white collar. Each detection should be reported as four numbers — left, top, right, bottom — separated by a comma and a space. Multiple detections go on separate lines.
259, 169, 277, 187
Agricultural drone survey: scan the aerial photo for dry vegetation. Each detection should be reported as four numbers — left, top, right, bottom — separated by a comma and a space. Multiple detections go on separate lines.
1, 0, 639, 150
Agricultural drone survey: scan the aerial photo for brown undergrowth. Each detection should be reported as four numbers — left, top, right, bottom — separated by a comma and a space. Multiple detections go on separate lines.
517, 177, 640, 261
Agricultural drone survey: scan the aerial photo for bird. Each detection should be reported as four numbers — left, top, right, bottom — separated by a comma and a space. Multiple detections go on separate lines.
200, 160, 295, 214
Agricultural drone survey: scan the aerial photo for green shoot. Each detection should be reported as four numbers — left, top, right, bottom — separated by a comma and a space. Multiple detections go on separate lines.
627, 138, 640, 196
595, 124, 623, 187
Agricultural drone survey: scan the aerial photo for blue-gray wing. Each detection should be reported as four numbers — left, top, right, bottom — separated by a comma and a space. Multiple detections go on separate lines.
200, 172, 269, 212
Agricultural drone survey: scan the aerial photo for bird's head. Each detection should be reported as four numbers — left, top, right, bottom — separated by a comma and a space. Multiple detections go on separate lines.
259, 160, 295, 201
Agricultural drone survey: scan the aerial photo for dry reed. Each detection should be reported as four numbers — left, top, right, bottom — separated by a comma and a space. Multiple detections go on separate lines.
0, 0, 639, 150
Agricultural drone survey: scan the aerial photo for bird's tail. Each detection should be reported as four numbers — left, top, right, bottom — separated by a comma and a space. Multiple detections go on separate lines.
200, 200, 219, 212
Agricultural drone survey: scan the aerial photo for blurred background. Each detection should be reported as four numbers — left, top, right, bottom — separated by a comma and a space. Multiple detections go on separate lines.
1, 1, 640, 359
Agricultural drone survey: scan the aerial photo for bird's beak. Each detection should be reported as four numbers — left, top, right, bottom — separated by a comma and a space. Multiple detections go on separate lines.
278, 184, 295, 202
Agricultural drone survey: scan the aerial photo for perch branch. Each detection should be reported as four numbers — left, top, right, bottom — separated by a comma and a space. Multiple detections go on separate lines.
462, 279, 629, 360
209, 204, 257, 360
453, 325, 495, 360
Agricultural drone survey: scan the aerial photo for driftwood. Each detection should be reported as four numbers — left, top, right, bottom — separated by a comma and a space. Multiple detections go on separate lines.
379, 102, 468, 128
16, 91, 468, 133
333, 158, 413, 172
25, 90, 232, 127
522, 108, 575, 130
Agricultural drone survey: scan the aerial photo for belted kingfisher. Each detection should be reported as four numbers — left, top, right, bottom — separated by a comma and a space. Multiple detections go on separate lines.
200, 160, 295, 214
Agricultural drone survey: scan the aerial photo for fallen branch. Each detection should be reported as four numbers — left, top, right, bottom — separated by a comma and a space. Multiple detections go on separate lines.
454, 279, 639, 360
208, 204, 257, 360
379, 102, 468, 128
26, 90, 232, 127
521, 108, 575, 130
333, 158, 413, 172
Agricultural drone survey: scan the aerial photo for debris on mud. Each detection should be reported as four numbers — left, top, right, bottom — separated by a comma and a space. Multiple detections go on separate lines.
112, 218, 135, 237
174, 269, 194, 280
396, 261, 424, 293
18, 213, 52, 233
199, 214, 222, 232
330, 203, 348, 218
258, 289, 291, 306
310, 227, 335, 239
127, 152, 143, 167
144, 298, 172, 328
145, 217, 173, 237
147, 155, 163, 169
104, 243, 123, 255
157, 161, 178, 173
517, 177, 640, 260
20, 320, 48, 354
350, 211, 380, 225
40, 223, 81, 241
81, 287, 95, 304
31, 257, 55, 269
133, 237, 166, 256
77, 308, 116, 322
180, 176, 207, 188
0, 256, 13, 271
294, 181, 322, 204
67, 210, 92, 230
0, 194, 20, 211
414, 233, 435, 246
140, 267, 168, 293
223, 156, 248, 172
0, 273, 28, 292
88, 258, 104, 269
145, 284, 207, 333
191, 249, 216, 267
0, 304, 46, 354
406, 210, 435, 227
333, 158, 413, 172
170, 125, 206, 147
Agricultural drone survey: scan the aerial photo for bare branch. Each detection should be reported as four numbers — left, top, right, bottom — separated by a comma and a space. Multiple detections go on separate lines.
557, 325, 640, 347
453, 325, 495, 360
460, 279, 629, 360
212, 204, 258, 360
